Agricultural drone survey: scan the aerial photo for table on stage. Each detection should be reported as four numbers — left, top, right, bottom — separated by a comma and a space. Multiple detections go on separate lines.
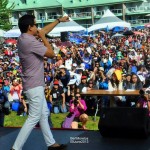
81, 89, 140, 96
81, 90, 140, 121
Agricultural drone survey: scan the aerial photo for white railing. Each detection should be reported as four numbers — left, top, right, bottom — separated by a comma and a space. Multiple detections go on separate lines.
70, 12, 91, 18
128, 19, 150, 24
110, 9, 122, 14
128, 5, 150, 13
95, 11, 104, 16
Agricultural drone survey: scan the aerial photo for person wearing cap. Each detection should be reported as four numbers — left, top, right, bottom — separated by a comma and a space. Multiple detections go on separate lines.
77, 75, 88, 93
50, 80, 67, 114
82, 49, 92, 70
66, 79, 77, 104
56, 65, 70, 89
100, 54, 112, 74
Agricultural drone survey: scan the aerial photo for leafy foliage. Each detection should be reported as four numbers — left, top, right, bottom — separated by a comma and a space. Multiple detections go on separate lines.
0, 0, 15, 30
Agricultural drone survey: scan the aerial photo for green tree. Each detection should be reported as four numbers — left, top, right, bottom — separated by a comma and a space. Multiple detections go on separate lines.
0, 0, 14, 30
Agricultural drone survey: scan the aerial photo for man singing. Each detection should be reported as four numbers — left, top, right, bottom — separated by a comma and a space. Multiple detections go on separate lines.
11, 14, 69, 150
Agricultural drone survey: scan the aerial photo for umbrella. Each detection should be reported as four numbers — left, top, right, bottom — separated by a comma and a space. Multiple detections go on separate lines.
133, 31, 145, 36
123, 30, 134, 36
112, 26, 124, 32
5, 39, 17, 45
145, 23, 150, 28
112, 33, 124, 38
134, 26, 145, 30
0, 29, 6, 37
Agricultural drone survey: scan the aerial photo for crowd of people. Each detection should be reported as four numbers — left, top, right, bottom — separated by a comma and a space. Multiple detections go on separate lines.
0, 26, 150, 129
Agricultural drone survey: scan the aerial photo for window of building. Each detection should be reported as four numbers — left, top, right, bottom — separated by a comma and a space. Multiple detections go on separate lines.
21, 0, 27, 4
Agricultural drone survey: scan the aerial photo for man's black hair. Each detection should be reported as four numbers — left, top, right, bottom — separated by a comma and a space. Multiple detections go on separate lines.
18, 14, 35, 33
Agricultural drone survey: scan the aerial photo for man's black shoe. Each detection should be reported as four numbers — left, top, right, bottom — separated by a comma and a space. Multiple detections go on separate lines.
48, 143, 67, 150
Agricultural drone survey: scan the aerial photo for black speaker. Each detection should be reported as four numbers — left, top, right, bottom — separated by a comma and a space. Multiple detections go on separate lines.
61, 32, 69, 42
98, 107, 149, 138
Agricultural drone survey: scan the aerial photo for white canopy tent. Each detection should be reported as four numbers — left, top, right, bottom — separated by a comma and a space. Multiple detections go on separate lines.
4, 14, 86, 37
0, 29, 6, 37
4, 28, 21, 38
48, 13, 86, 37
88, 9, 131, 32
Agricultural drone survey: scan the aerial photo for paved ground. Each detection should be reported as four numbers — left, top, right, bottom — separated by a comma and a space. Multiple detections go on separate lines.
1, 127, 150, 150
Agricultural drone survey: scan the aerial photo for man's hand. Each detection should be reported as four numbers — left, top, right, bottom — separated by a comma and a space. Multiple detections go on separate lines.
59, 16, 70, 23
37, 29, 46, 39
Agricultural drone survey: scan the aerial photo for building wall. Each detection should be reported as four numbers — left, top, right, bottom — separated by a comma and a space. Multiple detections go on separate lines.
9, 0, 150, 27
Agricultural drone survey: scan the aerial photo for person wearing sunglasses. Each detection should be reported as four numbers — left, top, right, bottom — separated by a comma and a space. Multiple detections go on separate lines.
11, 14, 69, 150
69, 93, 88, 129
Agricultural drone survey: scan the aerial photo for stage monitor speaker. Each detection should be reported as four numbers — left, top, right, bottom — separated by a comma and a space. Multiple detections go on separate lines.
61, 32, 69, 42
98, 107, 149, 138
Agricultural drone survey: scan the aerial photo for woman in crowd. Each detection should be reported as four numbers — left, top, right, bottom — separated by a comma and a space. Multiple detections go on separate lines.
108, 70, 123, 107
66, 79, 78, 103
10, 78, 22, 102
125, 73, 143, 107
69, 92, 88, 129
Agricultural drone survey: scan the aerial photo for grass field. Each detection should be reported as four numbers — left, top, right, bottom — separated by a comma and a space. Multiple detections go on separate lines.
4, 111, 100, 130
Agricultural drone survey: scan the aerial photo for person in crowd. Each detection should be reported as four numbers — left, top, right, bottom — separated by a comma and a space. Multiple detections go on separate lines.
65, 51, 73, 70
123, 74, 131, 90
2, 79, 10, 94
108, 70, 123, 107
98, 67, 109, 107
11, 14, 69, 150
44, 57, 51, 72
10, 78, 22, 102
84, 80, 98, 113
17, 94, 28, 117
125, 73, 143, 107
44, 71, 53, 85
82, 49, 92, 70
44, 84, 53, 127
69, 93, 88, 129
0, 81, 10, 127
55, 54, 63, 68
136, 90, 149, 109
77, 75, 88, 93
100, 53, 112, 74
137, 65, 148, 84
66, 79, 78, 103
56, 65, 70, 89
50, 80, 67, 114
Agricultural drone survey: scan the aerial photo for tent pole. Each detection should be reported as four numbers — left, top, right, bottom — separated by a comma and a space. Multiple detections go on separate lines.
122, 3, 126, 21
91, 7, 94, 25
